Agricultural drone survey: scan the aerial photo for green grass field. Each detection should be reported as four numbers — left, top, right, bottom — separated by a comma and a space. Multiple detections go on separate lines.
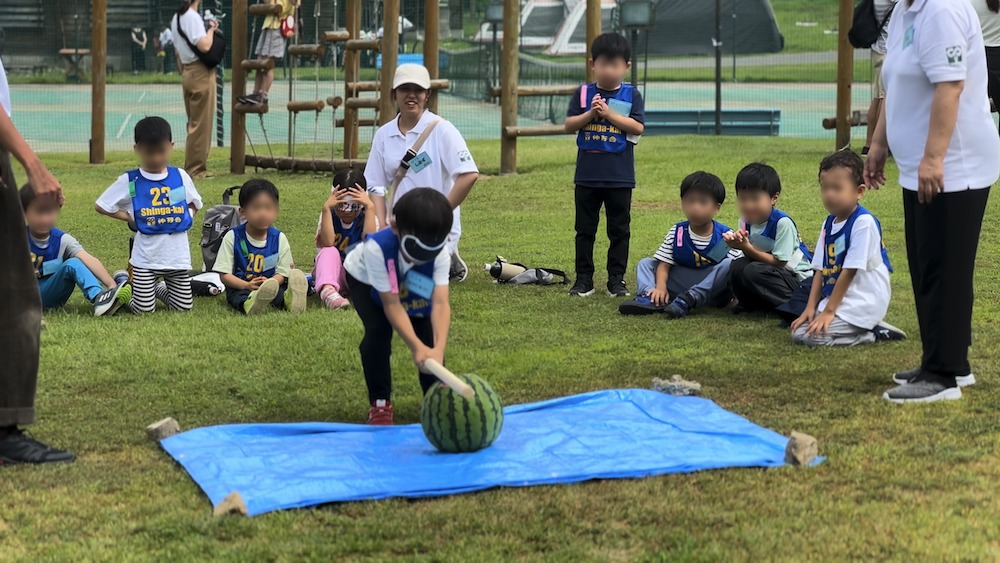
4, 136, 1000, 560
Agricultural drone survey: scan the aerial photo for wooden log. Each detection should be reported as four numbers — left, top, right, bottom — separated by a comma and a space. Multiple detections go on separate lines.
347, 79, 450, 93
231, 0, 249, 174
249, 4, 282, 16
344, 97, 380, 109
503, 125, 570, 137
379, 0, 399, 126
344, 39, 381, 52
234, 103, 269, 114
336, 117, 377, 127
326, 96, 344, 108
323, 30, 350, 43
500, 0, 520, 175
835, 0, 854, 149
287, 44, 325, 57
287, 100, 326, 112
586, 0, 601, 83
822, 111, 866, 130
90, 0, 106, 164
343, 0, 361, 159
246, 155, 367, 172
424, 0, 440, 113
489, 84, 578, 98
241, 58, 275, 71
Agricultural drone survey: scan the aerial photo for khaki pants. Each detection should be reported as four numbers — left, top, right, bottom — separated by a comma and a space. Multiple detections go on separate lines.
182, 61, 216, 177
0, 150, 42, 427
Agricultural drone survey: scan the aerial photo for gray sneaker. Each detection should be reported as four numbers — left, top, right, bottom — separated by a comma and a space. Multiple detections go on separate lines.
883, 380, 962, 404
892, 367, 976, 387
449, 251, 468, 282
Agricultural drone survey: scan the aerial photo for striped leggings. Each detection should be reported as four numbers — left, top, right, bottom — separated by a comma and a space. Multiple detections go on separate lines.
130, 268, 193, 313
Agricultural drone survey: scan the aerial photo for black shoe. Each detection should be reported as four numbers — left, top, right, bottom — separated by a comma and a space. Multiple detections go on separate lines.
618, 295, 665, 315
872, 321, 907, 342
0, 428, 75, 466
607, 276, 629, 297
892, 367, 976, 387
568, 277, 595, 297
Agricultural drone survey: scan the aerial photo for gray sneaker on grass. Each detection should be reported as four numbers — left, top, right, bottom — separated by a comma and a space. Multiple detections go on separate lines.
883, 380, 962, 404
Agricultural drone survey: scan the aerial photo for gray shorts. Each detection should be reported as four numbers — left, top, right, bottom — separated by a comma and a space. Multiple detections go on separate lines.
255, 28, 286, 59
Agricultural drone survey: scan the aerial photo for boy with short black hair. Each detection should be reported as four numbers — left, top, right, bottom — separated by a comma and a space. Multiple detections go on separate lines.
790, 150, 906, 346
565, 32, 645, 298
619, 171, 741, 316
213, 178, 308, 314
96, 116, 203, 313
722, 163, 813, 314
21, 183, 130, 316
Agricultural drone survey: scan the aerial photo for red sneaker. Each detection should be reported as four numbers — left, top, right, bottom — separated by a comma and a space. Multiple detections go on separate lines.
367, 399, 394, 425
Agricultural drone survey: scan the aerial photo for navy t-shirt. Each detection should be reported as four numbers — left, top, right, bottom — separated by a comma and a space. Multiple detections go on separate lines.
567, 84, 645, 189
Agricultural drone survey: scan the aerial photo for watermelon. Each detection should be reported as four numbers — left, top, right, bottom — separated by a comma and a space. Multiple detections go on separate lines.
420, 374, 504, 453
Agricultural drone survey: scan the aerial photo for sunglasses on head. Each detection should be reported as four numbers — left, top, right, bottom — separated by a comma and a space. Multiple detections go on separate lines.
400, 234, 447, 264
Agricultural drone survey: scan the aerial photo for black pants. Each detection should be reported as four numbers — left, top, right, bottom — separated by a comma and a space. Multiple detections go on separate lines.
0, 150, 42, 427
904, 188, 989, 381
987, 46, 1000, 134
226, 285, 286, 313
132, 44, 146, 72
574, 185, 632, 280
346, 273, 437, 403
728, 257, 799, 313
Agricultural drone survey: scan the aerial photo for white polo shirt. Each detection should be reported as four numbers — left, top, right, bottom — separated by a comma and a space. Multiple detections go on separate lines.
171, 9, 207, 65
364, 110, 478, 246
883, 0, 1000, 192
0, 59, 10, 116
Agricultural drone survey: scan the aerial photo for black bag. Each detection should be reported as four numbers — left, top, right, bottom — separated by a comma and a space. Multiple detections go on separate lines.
173, 14, 226, 69
848, 0, 895, 49
200, 186, 243, 271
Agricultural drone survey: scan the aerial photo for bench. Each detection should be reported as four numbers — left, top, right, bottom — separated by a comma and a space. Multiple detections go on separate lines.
0, 1, 44, 30
644, 109, 781, 137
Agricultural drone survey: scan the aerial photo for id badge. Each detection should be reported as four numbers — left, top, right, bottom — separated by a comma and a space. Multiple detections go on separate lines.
166, 185, 186, 206
405, 270, 435, 299
263, 253, 279, 271
706, 240, 731, 263
409, 151, 433, 174
607, 98, 632, 116
833, 236, 847, 257
750, 234, 776, 253
41, 258, 63, 277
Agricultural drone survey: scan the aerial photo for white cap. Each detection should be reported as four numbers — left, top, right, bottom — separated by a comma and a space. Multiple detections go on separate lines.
393, 64, 431, 90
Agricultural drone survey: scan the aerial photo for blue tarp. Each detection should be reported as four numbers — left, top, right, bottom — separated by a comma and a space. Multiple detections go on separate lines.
162, 389, 807, 516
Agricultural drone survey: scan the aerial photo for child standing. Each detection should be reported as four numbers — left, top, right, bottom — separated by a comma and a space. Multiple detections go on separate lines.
344, 188, 454, 425
722, 163, 813, 314
22, 183, 130, 316
96, 116, 203, 313
619, 171, 741, 316
790, 151, 906, 346
213, 179, 308, 315
314, 169, 378, 310
564, 32, 645, 297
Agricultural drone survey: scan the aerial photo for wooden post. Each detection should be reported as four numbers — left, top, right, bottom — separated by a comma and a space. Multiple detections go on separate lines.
424, 0, 440, 113
231, 0, 249, 174
835, 0, 854, 150
500, 0, 519, 175
379, 0, 400, 126
343, 0, 361, 159
585, 0, 601, 83
89, 0, 106, 164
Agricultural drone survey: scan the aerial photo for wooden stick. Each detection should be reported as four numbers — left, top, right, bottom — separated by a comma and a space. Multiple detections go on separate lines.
249, 3, 282, 16
422, 360, 475, 399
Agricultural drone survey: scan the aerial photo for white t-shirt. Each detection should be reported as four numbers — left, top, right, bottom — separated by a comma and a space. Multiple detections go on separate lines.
652, 224, 741, 266
971, 0, 1000, 47
343, 236, 450, 293
171, 9, 207, 64
873, 0, 897, 55
212, 229, 293, 278
883, 0, 1000, 191
364, 110, 478, 245
0, 59, 10, 116
810, 214, 891, 330
159, 28, 174, 47
96, 168, 203, 270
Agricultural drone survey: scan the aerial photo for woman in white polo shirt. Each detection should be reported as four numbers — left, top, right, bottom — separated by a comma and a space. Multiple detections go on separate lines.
364, 64, 479, 282
866, 0, 1000, 403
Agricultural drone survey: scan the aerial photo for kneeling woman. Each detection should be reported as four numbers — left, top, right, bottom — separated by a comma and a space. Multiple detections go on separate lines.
344, 188, 453, 425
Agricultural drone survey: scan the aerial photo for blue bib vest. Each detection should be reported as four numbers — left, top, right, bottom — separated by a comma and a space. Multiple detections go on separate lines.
369, 228, 437, 318
672, 220, 733, 269
27, 227, 64, 279
820, 206, 893, 298
576, 83, 633, 154
232, 224, 282, 281
744, 207, 814, 262
128, 167, 192, 235
333, 214, 365, 256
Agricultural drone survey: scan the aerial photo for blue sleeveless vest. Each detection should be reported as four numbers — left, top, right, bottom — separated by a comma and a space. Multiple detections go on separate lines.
369, 228, 437, 318
27, 227, 64, 279
576, 83, 633, 154
744, 207, 814, 262
672, 220, 733, 269
128, 167, 192, 235
820, 205, 893, 298
333, 214, 366, 256
232, 224, 282, 281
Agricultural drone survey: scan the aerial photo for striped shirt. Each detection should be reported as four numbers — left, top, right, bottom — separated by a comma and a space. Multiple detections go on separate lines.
653, 224, 742, 265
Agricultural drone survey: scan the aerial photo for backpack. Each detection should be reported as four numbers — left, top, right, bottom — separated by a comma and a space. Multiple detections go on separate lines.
173, 13, 227, 69
848, 0, 895, 49
200, 186, 244, 271
485, 256, 569, 286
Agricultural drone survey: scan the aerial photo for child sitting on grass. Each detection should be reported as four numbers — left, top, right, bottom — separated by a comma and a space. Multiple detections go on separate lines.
790, 150, 906, 346
213, 179, 308, 315
619, 171, 741, 317
344, 188, 454, 425
314, 169, 378, 310
21, 183, 130, 316
96, 116, 203, 313
722, 163, 813, 315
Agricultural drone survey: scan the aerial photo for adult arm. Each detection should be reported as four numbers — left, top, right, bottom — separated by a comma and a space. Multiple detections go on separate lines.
0, 107, 62, 203
918, 81, 963, 203
364, 132, 390, 227
196, 20, 217, 52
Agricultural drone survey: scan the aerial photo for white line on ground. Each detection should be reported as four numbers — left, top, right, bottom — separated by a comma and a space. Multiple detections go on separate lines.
116, 113, 133, 139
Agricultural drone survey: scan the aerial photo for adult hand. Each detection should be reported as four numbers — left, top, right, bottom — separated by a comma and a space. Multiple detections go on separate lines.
863, 144, 888, 190
25, 161, 63, 205
917, 155, 945, 204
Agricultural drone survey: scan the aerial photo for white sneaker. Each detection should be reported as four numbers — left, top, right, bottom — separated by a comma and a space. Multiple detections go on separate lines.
450, 251, 468, 282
